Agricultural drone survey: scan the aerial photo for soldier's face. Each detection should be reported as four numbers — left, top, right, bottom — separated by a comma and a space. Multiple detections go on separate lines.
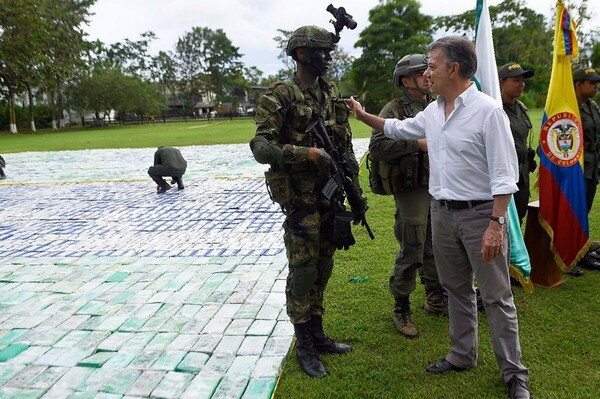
402, 72, 430, 94
500, 76, 526, 100
577, 80, 598, 100
305, 47, 333, 76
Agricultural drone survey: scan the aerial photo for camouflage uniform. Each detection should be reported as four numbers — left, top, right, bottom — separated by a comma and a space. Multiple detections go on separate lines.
369, 92, 440, 298
503, 100, 533, 223
254, 75, 359, 324
369, 91, 442, 305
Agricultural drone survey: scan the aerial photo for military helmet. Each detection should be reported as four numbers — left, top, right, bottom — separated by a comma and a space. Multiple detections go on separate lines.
393, 54, 428, 87
286, 25, 335, 56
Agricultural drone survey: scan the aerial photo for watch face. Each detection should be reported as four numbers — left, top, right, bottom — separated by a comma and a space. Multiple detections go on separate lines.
492, 215, 506, 224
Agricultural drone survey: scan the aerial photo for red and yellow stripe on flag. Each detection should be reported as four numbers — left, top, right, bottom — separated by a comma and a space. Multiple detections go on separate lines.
538, 0, 589, 271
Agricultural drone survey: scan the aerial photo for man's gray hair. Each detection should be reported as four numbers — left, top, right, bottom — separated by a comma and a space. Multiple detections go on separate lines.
428, 36, 477, 79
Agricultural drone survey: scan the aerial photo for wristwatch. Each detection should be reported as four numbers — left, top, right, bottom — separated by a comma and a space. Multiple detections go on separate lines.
490, 215, 506, 225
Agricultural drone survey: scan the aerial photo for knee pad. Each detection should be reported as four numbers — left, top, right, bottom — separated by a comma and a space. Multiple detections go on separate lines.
289, 264, 318, 299
250, 136, 283, 165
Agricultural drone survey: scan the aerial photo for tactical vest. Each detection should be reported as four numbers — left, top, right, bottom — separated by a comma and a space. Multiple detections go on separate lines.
274, 79, 352, 155
263, 78, 357, 207
367, 97, 429, 196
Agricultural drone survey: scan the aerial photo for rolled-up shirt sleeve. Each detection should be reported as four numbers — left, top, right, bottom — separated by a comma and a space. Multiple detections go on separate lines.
484, 108, 519, 196
383, 110, 427, 140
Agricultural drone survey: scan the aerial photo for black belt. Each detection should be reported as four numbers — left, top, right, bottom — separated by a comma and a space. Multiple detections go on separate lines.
438, 199, 492, 210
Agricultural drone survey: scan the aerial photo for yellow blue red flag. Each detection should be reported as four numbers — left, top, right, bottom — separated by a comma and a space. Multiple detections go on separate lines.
474, 0, 533, 291
538, 0, 589, 271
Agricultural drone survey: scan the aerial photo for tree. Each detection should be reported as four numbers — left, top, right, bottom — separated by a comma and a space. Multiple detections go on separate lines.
92, 31, 158, 80
38, 0, 95, 130
243, 66, 265, 86
348, 0, 434, 112
147, 50, 178, 111
174, 27, 243, 116
66, 68, 165, 122
0, 0, 47, 133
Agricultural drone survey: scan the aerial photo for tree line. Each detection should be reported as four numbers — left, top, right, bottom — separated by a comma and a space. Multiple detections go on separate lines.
1, 0, 598, 133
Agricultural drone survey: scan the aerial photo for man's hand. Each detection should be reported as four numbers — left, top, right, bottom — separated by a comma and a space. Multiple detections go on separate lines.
307, 148, 334, 173
481, 223, 504, 262
417, 138, 428, 152
344, 96, 363, 119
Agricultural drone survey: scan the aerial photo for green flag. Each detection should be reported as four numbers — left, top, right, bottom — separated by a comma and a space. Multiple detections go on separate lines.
474, 0, 533, 292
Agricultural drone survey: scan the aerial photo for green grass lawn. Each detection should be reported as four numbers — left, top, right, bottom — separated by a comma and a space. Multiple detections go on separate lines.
2, 114, 599, 398
0, 118, 373, 153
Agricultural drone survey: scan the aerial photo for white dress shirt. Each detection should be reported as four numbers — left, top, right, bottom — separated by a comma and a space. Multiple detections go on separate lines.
383, 83, 518, 201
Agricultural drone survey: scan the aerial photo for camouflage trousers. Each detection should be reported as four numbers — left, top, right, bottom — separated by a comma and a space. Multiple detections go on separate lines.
389, 186, 441, 300
283, 206, 337, 324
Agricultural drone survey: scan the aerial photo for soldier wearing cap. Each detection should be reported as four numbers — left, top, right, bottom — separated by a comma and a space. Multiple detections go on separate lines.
573, 67, 600, 212
498, 62, 535, 225
368, 54, 447, 339
249, 25, 361, 378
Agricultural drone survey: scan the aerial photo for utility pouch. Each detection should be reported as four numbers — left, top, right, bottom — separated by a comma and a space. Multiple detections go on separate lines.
396, 154, 419, 189
264, 168, 293, 205
333, 210, 356, 250
367, 153, 387, 195
379, 162, 396, 195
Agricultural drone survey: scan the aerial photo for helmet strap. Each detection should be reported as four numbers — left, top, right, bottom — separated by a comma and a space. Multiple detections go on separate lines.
407, 74, 429, 96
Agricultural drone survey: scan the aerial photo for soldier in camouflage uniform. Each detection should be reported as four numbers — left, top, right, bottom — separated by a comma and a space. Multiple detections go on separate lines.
249, 25, 360, 378
369, 54, 447, 339
498, 62, 536, 225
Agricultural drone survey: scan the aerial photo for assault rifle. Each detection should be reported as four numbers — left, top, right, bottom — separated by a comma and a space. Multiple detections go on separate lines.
306, 114, 375, 240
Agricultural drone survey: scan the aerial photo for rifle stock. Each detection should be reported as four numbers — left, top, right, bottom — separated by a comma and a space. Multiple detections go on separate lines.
305, 115, 375, 240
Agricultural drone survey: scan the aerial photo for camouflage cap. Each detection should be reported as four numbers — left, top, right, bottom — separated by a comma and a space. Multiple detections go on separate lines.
498, 62, 534, 79
286, 25, 335, 56
573, 67, 600, 82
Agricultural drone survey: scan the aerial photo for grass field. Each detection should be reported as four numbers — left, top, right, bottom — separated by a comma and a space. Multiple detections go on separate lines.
0, 118, 373, 153
2, 113, 599, 398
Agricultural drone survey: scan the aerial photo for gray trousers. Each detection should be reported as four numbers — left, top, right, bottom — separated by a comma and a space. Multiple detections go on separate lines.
430, 199, 529, 383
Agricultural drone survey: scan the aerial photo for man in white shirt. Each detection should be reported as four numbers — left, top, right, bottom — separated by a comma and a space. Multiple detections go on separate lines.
345, 36, 530, 399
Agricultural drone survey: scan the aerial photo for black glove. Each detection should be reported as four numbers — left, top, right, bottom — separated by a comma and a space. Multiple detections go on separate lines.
527, 148, 537, 173
333, 210, 356, 250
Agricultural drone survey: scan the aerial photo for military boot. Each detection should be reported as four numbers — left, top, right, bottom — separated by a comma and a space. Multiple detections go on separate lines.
393, 296, 418, 338
156, 181, 172, 194
309, 315, 351, 354
424, 286, 448, 316
171, 177, 185, 190
293, 322, 327, 377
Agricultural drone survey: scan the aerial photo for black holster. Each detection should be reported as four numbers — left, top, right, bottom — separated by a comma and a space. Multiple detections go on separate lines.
332, 210, 355, 250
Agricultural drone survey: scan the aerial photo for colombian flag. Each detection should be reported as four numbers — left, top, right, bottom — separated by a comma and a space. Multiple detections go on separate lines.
538, 0, 589, 271
474, 0, 533, 292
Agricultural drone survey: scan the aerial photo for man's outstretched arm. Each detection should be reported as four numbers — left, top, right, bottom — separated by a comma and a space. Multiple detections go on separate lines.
344, 96, 386, 131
